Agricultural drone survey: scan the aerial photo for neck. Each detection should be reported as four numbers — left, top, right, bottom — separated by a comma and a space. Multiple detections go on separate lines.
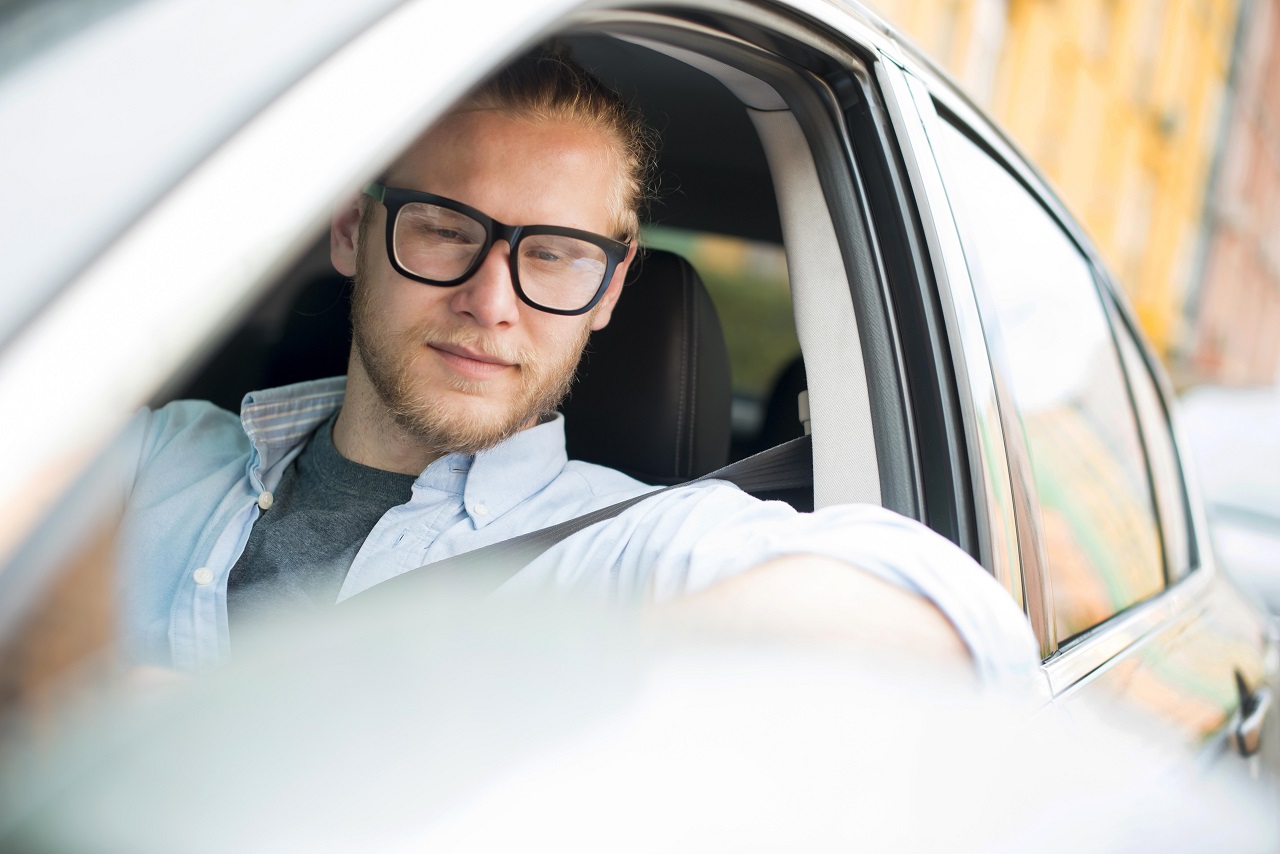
332, 361, 443, 476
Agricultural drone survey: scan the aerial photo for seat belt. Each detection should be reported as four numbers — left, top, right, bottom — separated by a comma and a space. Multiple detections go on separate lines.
348, 435, 813, 601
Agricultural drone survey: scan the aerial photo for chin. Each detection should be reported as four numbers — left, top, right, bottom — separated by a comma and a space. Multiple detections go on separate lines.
401, 391, 532, 453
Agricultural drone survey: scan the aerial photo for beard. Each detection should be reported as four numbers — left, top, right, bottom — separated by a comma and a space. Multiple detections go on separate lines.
349, 255, 591, 458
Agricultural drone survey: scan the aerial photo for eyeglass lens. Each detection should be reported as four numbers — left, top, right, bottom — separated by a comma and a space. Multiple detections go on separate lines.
393, 202, 609, 311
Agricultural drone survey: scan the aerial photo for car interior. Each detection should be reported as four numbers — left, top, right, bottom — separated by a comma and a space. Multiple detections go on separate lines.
167, 23, 900, 518
2, 16, 913, 715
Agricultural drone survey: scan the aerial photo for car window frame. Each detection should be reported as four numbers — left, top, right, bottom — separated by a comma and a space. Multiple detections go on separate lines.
831, 45, 972, 546
712, 11, 1025, 534
1103, 284, 1199, 582
875, 59, 1026, 620
587, 7, 932, 513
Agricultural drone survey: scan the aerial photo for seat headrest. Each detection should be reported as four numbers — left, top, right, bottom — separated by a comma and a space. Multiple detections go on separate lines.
562, 248, 731, 484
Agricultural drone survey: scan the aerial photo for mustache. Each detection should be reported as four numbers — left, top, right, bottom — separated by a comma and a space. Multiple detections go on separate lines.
406, 321, 535, 369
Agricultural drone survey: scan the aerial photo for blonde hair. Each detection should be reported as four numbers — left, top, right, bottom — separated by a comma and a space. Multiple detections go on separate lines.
462, 48, 656, 242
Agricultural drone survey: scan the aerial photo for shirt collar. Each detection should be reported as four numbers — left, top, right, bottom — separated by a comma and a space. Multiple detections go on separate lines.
240, 377, 347, 477
239, 377, 569, 528
453, 414, 569, 529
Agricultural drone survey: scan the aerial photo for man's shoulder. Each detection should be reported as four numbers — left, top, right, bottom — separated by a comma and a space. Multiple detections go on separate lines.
155, 397, 243, 428
559, 458, 652, 496
134, 377, 346, 465
556, 460, 755, 506
550, 464, 772, 533
137, 398, 248, 459
128, 396, 253, 478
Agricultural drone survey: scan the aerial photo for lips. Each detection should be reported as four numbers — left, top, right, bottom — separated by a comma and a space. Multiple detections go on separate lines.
428, 341, 516, 378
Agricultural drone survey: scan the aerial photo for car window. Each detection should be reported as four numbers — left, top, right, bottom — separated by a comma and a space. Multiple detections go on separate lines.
930, 115, 1166, 644
0, 26, 817, 720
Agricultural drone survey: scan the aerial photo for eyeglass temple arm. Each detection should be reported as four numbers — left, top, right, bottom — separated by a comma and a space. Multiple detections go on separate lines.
363, 182, 387, 201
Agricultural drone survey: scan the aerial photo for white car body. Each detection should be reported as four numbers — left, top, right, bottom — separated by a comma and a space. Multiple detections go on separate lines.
1, 0, 1277, 846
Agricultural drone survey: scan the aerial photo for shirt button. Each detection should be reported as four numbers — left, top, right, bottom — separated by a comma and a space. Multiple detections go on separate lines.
193, 567, 214, 585
257, 491, 274, 510
473, 503, 489, 517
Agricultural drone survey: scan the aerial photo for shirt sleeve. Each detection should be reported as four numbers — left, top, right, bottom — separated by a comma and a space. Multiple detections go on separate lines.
515, 481, 1042, 692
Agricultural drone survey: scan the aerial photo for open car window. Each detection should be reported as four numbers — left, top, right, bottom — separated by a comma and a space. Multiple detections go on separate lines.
1, 6, 900, 721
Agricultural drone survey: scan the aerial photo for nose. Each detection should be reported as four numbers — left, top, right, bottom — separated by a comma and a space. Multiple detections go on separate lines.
448, 241, 522, 327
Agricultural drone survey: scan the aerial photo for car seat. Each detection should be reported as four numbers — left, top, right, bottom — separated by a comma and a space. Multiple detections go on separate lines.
561, 248, 731, 484
754, 355, 807, 454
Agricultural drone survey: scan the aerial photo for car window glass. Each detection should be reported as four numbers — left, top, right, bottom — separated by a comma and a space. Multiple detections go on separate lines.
931, 116, 1165, 643
1113, 313, 1193, 580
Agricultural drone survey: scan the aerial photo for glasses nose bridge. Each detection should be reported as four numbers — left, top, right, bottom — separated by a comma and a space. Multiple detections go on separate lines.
478, 220, 525, 283
468, 219, 524, 296
486, 219, 523, 253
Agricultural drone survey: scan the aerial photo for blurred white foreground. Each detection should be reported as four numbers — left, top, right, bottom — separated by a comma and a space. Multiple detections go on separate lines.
0, 591, 1275, 853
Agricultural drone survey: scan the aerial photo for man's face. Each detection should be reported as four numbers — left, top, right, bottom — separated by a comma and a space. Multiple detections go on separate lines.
333, 110, 632, 455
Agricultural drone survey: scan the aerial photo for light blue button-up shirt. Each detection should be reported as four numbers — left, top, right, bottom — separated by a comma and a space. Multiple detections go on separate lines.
113, 377, 1038, 687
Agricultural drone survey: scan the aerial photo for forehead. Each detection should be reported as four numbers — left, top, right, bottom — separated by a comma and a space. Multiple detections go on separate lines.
386, 111, 622, 235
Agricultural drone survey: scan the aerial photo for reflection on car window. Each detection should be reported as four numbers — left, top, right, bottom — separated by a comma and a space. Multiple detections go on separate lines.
1113, 315, 1193, 581
932, 118, 1165, 643
642, 227, 799, 449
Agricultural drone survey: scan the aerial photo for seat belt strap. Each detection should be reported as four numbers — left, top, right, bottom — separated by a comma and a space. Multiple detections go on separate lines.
348, 435, 813, 600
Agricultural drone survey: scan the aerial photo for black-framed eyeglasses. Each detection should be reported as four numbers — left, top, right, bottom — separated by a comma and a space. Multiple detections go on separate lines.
364, 182, 630, 316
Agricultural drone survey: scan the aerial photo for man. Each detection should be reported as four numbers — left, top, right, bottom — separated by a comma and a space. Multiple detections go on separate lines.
113, 51, 1037, 686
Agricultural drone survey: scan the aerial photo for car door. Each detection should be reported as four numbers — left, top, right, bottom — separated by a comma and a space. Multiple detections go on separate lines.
2, 0, 1270, 763
893, 59, 1278, 773
607, 0, 1279, 782
2, 2, 1277, 847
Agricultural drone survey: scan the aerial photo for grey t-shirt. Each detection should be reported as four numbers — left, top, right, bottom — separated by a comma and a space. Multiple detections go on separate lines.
226, 415, 416, 634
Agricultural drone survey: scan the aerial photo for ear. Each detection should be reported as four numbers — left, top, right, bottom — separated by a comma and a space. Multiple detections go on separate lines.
589, 242, 638, 331
330, 194, 364, 277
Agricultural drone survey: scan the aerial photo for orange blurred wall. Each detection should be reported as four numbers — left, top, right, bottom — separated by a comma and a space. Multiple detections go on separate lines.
870, 0, 1279, 385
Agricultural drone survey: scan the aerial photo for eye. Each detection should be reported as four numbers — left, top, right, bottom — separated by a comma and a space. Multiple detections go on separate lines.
528, 246, 564, 263
521, 240, 572, 265
399, 202, 485, 245
427, 226, 469, 242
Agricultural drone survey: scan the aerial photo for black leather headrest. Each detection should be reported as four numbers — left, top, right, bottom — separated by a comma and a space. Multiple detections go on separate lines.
562, 249, 731, 484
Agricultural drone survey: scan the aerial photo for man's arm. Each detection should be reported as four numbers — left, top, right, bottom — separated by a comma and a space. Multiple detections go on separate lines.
651, 554, 974, 677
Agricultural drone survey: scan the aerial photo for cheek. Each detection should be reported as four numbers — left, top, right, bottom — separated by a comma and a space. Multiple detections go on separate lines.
529, 316, 593, 365
360, 272, 447, 333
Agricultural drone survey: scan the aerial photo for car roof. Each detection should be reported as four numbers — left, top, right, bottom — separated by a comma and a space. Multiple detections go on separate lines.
567, 34, 779, 243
